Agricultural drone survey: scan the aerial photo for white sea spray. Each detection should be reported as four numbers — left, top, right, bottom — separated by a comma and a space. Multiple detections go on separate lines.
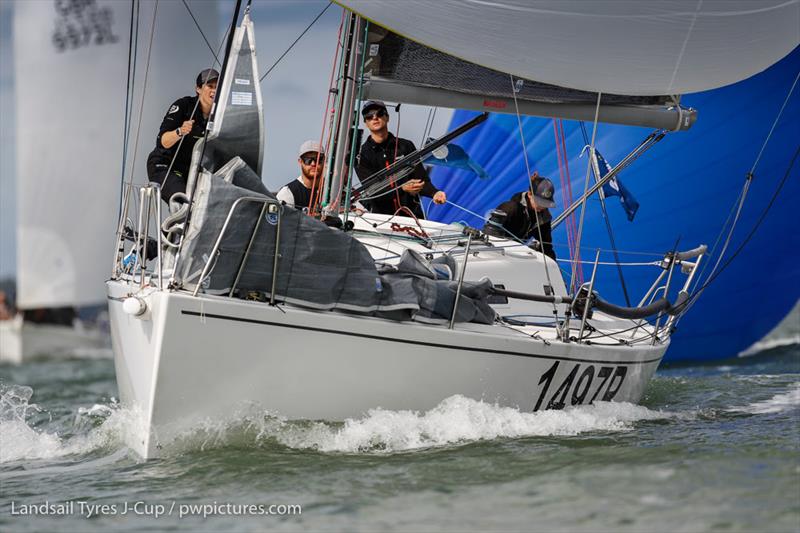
0, 384, 143, 463
727, 382, 800, 414
250, 395, 689, 453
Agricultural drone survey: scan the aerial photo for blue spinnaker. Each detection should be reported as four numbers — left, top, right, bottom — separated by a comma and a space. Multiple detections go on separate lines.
423, 46, 800, 363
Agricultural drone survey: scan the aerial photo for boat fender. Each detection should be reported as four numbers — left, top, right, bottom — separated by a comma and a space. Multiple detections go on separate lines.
122, 297, 147, 318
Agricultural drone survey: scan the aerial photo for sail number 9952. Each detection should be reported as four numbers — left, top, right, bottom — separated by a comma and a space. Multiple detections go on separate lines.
533, 361, 627, 411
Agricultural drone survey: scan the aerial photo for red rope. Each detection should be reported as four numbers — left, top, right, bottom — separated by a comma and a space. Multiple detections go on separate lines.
309, 10, 346, 217
390, 221, 429, 240
552, 120, 583, 286
558, 120, 583, 286
553, 121, 570, 250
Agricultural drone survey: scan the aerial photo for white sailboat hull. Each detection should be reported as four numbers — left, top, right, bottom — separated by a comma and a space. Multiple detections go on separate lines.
0, 315, 107, 365
107, 279, 666, 459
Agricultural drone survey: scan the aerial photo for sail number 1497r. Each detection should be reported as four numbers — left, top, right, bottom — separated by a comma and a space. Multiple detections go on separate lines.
533, 361, 628, 411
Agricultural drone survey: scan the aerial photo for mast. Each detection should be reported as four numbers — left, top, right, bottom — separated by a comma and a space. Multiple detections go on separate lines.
322, 13, 366, 216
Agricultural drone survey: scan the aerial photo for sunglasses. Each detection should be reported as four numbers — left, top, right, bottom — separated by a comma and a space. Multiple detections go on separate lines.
363, 110, 387, 121
301, 155, 324, 166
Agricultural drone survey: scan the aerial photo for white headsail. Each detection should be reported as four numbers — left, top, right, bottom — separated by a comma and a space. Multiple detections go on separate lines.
13, 0, 218, 309
337, 0, 800, 95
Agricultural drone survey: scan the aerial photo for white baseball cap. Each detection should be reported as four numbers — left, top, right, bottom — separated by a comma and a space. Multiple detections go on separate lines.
298, 140, 325, 157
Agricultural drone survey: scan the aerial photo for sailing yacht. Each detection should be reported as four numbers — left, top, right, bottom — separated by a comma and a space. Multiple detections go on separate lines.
106, 1, 799, 458
1, 1, 218, 364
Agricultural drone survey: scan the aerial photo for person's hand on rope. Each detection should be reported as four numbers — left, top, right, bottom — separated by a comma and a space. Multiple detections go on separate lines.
178, 120, 194, 137
401, 179, 424, 195
432, 191, 447, 204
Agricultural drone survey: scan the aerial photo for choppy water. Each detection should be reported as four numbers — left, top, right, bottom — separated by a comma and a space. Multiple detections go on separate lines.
1, 345, 798, 532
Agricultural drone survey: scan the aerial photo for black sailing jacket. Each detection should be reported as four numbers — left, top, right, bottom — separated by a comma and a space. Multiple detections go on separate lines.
355, 132, 440, 219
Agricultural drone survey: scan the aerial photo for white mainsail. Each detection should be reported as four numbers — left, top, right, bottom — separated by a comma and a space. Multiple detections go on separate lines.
13, 0, 218, 310
337, 0, 800, 95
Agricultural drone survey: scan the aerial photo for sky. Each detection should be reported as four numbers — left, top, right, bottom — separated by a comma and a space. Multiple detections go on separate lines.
0, 0, 453, 279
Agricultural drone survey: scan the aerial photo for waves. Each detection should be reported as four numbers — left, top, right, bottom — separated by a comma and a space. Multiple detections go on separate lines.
0, 382, 687, 461
2, 376, 797, 463
0, 384, 141, 464
262, 395, 685, 453
727, 381, 800, 415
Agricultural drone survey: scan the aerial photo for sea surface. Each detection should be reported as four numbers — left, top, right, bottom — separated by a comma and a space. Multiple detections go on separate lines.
1, 344, 798, 532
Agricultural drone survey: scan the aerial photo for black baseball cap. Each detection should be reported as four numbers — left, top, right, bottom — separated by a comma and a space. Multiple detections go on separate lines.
531, 175, 556, 208
361, 100, 387, 117
196, 68, 219, 87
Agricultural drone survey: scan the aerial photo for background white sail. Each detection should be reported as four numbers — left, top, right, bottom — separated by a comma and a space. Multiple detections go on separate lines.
337, 0, 800, 95
13, 0, 218, 309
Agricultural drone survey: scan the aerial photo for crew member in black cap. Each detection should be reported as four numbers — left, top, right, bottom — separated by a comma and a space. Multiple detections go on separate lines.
355, 100, 446, 219
146, 68, 219, 203
484, 171, 558, 260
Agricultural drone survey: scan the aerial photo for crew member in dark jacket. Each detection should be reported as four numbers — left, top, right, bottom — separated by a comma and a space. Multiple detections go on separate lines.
355, 100, 446, 218
147, 68, 218, 203
485, 172, 558, 260
276, 140, 326, 211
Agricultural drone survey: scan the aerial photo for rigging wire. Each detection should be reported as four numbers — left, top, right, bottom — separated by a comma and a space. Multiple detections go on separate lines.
309, 8, 347, 216
181, 0, 221, 67
259, 1, 334, 82
391, 104, 404, 213
509, 74, 558, 317
181, 1, 221, 66
579, 122, 631, 306
327, 16, 371, 216
343, 20, 371, 221
444, 199, 673, 259
553, 119, 583, 284
678, 141, 800, 315
552, 119, 578, 274
117, 0, 140, 221
678, 68, 800, 317
170, 0, 243, 277
159, 22, 232, 202
569, 92, 602, 295
124, 0, 160, 192
420, 107, 438, 147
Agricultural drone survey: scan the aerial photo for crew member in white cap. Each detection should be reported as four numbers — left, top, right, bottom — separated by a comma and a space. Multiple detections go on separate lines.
484, 171, 558, 260
355, 100, 446, 218
147, 68, 219, 203
276, 140, 326, 210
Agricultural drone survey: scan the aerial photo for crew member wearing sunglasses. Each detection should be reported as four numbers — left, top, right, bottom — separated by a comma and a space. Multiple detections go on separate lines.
276, 140, 326, 210
355, 100, 446, 219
